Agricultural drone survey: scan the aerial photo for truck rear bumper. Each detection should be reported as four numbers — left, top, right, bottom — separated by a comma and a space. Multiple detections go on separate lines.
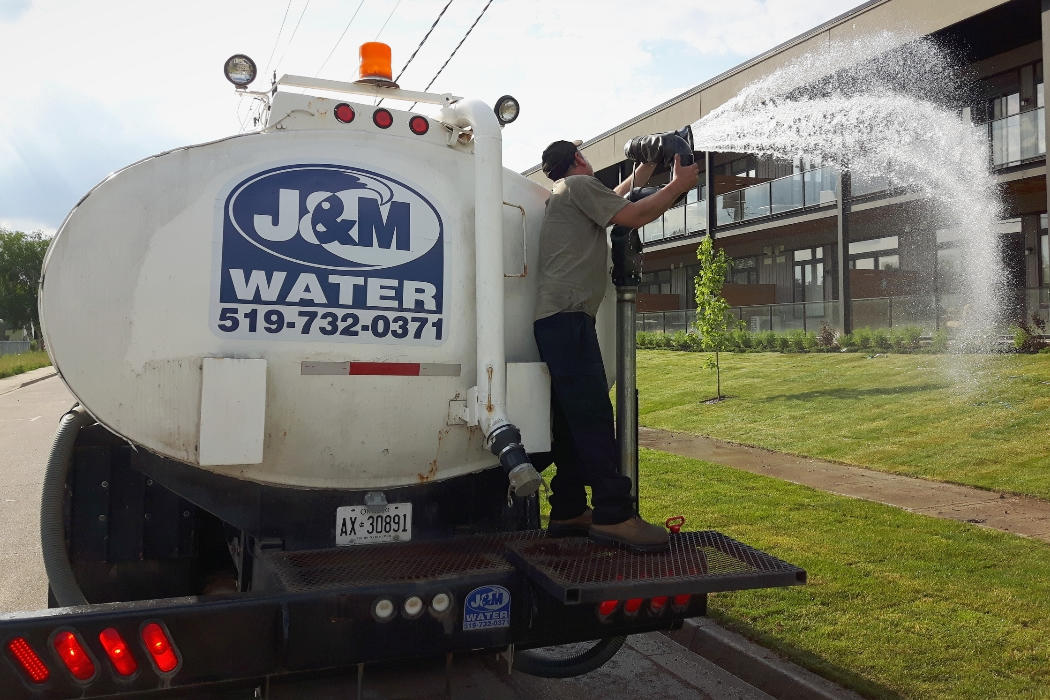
1, 530, 804, 697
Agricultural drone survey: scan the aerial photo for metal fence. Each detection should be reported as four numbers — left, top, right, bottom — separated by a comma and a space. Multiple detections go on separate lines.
638, 289, 1050, 335
0, 341, 31, 356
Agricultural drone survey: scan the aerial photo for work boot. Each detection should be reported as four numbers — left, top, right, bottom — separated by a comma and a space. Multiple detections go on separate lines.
589, 515, 669, 553
547, 508, 593, 537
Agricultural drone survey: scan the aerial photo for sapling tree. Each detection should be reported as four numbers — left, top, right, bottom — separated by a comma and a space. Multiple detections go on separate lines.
694, 235, 740, 400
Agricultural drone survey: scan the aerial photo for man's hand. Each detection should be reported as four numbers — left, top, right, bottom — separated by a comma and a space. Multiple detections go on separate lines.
669, 154, 700, 195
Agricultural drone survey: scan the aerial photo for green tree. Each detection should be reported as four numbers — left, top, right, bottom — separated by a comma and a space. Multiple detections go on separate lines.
0, 229, 52, 339
694, 235, 740, 400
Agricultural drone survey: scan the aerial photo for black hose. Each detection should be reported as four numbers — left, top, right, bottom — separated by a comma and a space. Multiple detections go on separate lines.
513, 636, 627, 678
40, 406, 92, 606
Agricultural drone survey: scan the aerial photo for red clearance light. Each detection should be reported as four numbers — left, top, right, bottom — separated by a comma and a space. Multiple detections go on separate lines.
672, 594, 691, 609
53, 630, 95, 681
141, 623, 179, 674
334, 103, 356, 124
624, 598, 644, 615
99, 628, 137, 677
409, 115, 429, 135
650, 596, 668, 613
373, 108, 393, 129
7, 637, 49, 683
597, 600, 620, 618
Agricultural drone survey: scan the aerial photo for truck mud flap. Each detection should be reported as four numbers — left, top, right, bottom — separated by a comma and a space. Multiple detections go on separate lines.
504, 531, 806, 604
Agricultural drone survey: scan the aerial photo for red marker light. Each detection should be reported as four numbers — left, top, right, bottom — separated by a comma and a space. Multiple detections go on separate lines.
7, 637, 49, 683
99, 628, 137, 676
409, 115, 429, 135
334, 103, 356, 123
141, 623, 179, 674
672, 594, 692, 610
53, 630, 95, 681
650, 596, 668, 613
623, 598, 644, 615
373, 109, 393, 129
597, 600, 619, 618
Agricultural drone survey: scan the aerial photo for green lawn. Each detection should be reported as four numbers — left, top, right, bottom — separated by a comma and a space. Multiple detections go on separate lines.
638, 449, 1050, 699
637, 351, 1050, 499
0, 351, 51, 379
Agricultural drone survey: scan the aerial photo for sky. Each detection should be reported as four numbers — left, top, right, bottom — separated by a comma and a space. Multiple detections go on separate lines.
0, 0, 862, 235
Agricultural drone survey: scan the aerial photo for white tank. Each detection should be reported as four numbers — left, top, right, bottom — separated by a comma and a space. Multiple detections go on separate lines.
40, 89, 616, 490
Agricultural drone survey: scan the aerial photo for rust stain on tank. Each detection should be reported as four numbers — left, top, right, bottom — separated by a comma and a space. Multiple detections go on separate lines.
418, 460, 438, 482
486, 366, 495, 412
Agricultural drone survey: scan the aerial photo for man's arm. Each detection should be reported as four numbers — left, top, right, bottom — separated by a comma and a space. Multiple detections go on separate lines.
609, 155, 700, 229
613, 162, 657, 197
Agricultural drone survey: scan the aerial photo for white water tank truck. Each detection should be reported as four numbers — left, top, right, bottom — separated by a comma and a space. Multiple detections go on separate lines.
1, 46, 804, 696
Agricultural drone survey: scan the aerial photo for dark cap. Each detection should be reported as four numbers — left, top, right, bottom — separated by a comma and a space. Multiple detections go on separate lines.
541, 139, 583, 180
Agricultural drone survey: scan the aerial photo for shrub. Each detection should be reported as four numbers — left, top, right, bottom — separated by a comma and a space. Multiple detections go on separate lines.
755, 330, 778, 351
930, 328, 949, 353
817, 323, 837, 351
1012, 322, 1047, 353
729, 328, 753, 352
853, 327, 874, 350
872, 328, 891, 352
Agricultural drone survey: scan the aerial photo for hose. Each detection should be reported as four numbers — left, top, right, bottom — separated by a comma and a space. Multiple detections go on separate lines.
513, 636, 626, 678
40, 405, 92, 606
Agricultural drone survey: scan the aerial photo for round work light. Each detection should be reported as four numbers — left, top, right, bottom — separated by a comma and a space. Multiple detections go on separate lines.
223, 54, 257, 88
494, 95, 520, 125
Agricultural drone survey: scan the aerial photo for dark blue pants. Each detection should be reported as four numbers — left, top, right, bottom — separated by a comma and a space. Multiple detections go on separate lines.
533, 312, 634, 525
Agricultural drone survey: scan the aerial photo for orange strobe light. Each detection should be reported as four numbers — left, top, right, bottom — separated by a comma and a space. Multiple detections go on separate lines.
360, 42, 393, 82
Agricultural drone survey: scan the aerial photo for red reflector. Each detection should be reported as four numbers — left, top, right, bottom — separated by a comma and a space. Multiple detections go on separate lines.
650, 596, 668, 612
373, 108, 393, 129
7, 637, 49, 683
334, 103, 356, 123
53, 630, 95, 681
409, 115, 429, 135
672, 594, 691, 608
597, 600, 619, 617
624, 598, 644, 615
141, 623, 179, 674
349, 362, 421, 376
99, 628, 137, 676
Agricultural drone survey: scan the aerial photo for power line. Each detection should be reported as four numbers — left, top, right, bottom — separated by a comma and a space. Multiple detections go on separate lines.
317, 0, 367, 75
262, 0, 293, 81
273, 0, 313, 76
419, 0, 493, 94
374, 0, 403, 40
392, 0, 454, 84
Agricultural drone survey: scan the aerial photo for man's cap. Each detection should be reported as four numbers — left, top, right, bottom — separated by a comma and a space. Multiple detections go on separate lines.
541, 139, 583, 180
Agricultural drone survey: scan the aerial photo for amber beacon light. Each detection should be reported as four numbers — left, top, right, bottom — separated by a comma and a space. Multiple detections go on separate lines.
359, 42, 394, 85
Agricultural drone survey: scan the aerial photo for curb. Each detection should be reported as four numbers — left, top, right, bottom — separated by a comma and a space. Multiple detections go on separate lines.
665, 618, 863, 700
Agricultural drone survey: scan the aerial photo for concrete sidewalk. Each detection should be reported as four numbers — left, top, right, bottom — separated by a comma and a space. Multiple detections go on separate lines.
640, 426, 1050, 542
0, 365, 57, 396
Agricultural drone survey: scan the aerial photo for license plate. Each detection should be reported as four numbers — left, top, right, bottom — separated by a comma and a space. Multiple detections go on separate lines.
335, 504, 412, 546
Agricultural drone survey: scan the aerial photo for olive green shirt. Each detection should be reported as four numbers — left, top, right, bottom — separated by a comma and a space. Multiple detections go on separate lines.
534, 175, 629, 320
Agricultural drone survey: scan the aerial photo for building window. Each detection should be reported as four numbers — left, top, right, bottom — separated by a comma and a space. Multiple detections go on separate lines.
1041, 214, 1049, 287
793, 247, 825, 304
849, 235, 899, 270
730, 256, 760, 285
640, 269, 671, 295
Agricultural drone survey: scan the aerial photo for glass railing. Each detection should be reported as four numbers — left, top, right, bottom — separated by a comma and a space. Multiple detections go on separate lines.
990, 107, 1045, 169
640, 186, 706, 244
715, 166, 837, 225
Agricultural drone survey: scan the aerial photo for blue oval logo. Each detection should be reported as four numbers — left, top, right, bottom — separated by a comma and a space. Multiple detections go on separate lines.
225, 165, 442, 271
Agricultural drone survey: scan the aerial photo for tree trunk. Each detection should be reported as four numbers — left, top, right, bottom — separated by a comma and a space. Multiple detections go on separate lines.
715, 350, 721, 399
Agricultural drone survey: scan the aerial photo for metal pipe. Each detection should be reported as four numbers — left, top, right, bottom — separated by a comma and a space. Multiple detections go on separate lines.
616, 287, 639, 507
439, 99, 540, 497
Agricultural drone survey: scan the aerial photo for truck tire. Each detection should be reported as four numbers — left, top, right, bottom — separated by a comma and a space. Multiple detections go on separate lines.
513, 636, 626, 678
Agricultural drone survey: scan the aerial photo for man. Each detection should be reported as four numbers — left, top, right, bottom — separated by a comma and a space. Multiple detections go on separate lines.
534, 138, 700, 552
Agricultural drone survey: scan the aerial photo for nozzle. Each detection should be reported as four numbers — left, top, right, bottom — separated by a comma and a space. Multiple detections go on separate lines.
624, 125, 695, 169
488, 424, 541, 498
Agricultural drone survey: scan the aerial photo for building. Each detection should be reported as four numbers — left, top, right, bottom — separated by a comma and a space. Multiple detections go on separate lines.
525, 0, 1050, 335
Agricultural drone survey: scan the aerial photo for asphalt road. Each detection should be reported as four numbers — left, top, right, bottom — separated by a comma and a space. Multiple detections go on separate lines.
0, 370, 772, 699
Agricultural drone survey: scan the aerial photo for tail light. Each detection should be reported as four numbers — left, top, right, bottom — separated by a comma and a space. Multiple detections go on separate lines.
141, 623, 179, 674
597, 600, 620, 619
334, 103, 356, 123
7, 637, 49, 684
373, 109, 393, 129
650, 596, 668, 614
623, 598, 644, 616
409, 116, 429, 135
53, 630, 95, 681
672, 594, 692, 611
99, 628, 137, 676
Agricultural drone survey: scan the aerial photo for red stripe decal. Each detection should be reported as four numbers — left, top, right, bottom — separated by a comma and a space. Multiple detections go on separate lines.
348, 362, 421, 376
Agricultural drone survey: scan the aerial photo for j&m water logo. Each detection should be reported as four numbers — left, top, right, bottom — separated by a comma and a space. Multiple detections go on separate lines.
213, 164, 447, 344
463, 585, 511, 631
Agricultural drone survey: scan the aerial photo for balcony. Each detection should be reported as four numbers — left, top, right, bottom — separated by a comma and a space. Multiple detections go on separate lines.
715, 166, 837, 226
641, 186, 706, 244
989, 107, 1045, 169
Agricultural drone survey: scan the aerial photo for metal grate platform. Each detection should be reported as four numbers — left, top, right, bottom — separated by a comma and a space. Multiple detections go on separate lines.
504, 531, 807, 604
260, 532, 544, 592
